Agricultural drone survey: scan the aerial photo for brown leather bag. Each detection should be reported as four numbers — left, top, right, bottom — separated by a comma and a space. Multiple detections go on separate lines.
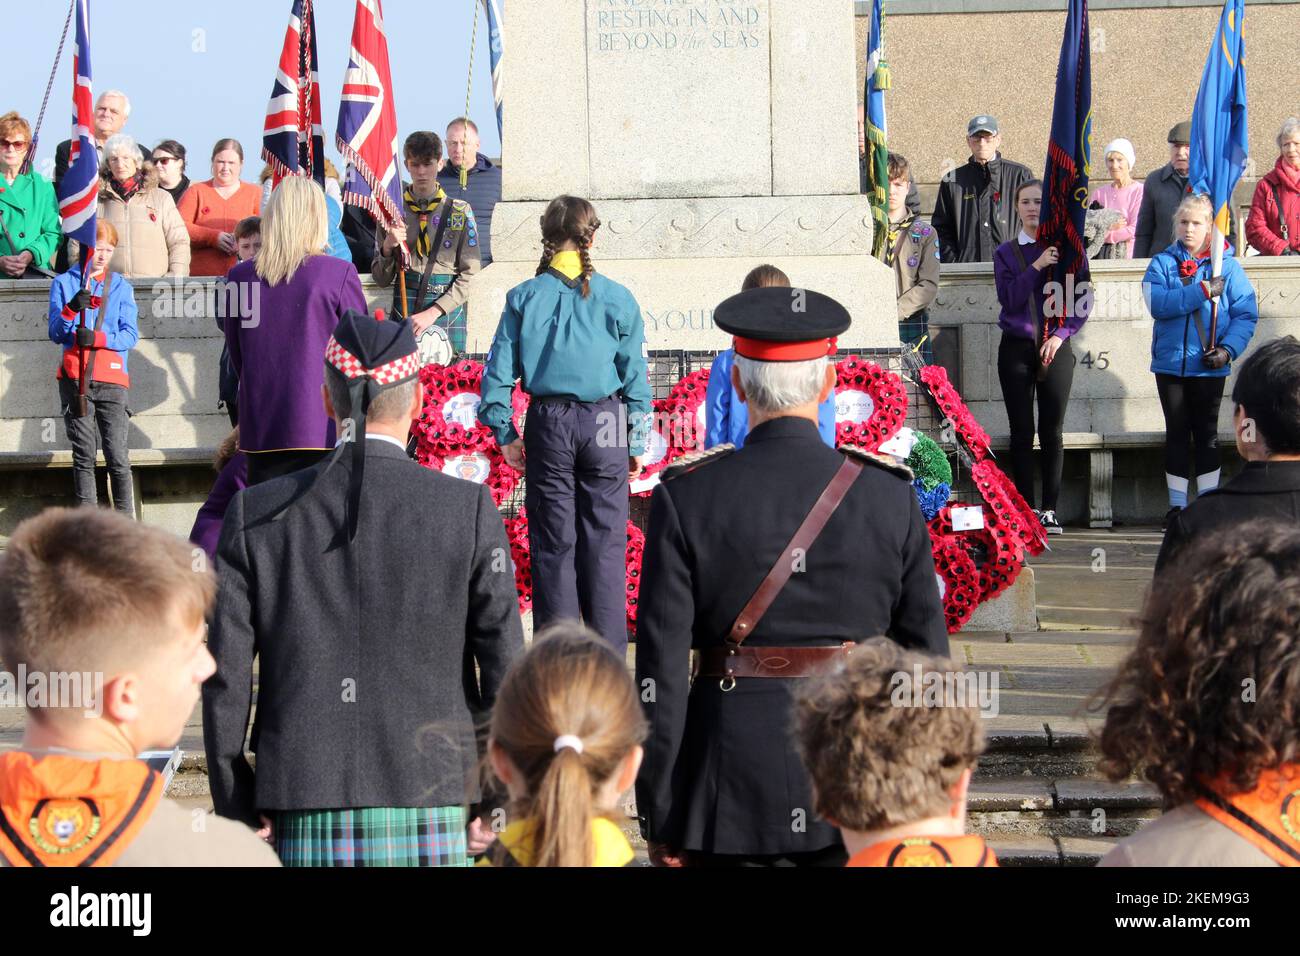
694, 455, 864, 689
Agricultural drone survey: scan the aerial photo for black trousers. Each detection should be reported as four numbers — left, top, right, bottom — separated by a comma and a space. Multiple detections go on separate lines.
58, 377, 133, 515
1155, 374, 1226, 479
997, 333, 1074, 512
524, 395, 629, 657
246, 449, 329, 486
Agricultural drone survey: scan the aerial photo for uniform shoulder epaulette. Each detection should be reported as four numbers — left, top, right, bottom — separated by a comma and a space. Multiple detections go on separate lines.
661, 444, 735, 481
838, 444, 914, 481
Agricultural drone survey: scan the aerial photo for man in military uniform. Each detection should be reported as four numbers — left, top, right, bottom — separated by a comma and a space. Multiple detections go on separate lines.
931, 115, 1034, 264
880, 151, 941, 364
372, 131, 480, 365
634, 287, 950, 867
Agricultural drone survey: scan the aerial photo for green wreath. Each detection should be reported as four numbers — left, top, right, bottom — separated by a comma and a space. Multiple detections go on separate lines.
907, 433, 953, 491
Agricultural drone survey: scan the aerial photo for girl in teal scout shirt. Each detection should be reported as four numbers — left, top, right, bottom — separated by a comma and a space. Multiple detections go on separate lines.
479, 195, 651, 656
0, 112, 61, 276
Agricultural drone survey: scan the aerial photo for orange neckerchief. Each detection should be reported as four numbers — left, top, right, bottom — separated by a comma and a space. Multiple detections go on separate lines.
846, 833, 998, 868
1195, 764, 1300, 867
0, 751, 163, 867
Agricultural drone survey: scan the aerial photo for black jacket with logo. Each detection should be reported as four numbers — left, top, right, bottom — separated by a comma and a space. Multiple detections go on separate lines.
931, 154, 1034, 264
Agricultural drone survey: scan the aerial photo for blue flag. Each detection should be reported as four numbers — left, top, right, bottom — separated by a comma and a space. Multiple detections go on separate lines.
1189, 0, 1248, 273
481, 0, 503, 140
864, 0, 889, 257
1040, 0, 1092, 334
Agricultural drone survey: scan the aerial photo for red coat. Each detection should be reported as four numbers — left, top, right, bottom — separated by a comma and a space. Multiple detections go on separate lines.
1246, 158, 1300, 256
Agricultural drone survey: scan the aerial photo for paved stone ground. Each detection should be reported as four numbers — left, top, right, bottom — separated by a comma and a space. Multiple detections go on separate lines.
0, 525, 1161, 863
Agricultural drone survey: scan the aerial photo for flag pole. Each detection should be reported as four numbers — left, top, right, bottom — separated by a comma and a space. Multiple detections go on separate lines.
21, 0, 76, 177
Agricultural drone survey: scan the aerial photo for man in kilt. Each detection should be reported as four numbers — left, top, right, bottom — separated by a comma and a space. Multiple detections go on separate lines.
203, 311, 523, 866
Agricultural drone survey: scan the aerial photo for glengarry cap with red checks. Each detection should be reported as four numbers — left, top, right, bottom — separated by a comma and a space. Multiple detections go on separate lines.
713, 286, 851, 362
323, 310, 420, 540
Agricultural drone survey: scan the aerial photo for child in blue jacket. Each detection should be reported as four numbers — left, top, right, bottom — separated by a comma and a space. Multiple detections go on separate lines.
48, 221, 140, 514
705, 265, 837, 449
1143, 193, 1258, 525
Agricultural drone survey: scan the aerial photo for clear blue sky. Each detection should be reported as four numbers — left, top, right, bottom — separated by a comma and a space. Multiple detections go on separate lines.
9, 0, 501, 181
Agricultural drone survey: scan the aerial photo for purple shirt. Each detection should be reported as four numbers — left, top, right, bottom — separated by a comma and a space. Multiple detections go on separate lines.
993, 236, 1089, 342
226, 255, 368, 453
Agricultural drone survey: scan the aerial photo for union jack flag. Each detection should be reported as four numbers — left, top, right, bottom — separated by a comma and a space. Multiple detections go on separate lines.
57, 0, 98, 254
336, 0, 406, 261
263, 0, 325, 187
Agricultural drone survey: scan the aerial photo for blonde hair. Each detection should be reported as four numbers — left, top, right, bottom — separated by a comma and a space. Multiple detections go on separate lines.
256, 176, 328, 286
488, 624, 647, 867
1172, 192, 1214, 242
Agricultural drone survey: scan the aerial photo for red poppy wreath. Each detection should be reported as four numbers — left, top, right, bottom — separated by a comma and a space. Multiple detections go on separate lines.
502, 512, 533, 613
833, 356, 908, 452
918, 365, 992, 462
928, 505, 1025, 603
930, 532, 982, 634
626, 521, 646, 634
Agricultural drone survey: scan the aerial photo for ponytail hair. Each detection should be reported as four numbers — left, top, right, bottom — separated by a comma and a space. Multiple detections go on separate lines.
536, 195, 602, 299
488, 624, 647, 867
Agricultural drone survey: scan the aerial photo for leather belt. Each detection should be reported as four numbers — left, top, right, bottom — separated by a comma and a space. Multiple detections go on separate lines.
531, 392, 618, 405
695, 643, 856, 681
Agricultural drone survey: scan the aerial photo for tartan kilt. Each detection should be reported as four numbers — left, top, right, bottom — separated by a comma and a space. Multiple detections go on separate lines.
273, 806, 470, 867
396, 269, 468, 354
899, 309, 934, 365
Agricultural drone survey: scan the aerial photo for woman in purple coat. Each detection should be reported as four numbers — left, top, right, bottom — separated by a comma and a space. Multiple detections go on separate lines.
992, 179, 1090, 535
224, 176, 367, 484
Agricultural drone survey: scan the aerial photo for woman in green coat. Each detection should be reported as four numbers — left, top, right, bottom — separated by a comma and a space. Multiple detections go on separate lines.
0, 112, 61, 276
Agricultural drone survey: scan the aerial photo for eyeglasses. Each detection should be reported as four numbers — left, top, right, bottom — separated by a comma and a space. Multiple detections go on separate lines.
0, 139, 27, 150
152, 155, 178, 165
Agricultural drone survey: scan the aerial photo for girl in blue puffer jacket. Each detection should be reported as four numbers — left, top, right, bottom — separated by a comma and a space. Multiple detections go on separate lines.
1143, 193, 1258, 526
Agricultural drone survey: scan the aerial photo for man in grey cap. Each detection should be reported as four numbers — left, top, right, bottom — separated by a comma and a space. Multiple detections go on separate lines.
931, 114, 1034, 263
1134, 122, 1193, 258
1131, 121, 1241, 257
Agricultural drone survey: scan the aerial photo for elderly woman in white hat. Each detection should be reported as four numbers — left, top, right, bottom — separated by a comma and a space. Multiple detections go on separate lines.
1089, 138, 1144, 258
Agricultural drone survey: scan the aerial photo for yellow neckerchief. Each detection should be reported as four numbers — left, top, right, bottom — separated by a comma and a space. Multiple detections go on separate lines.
550, 250, 584, 280
476, 815, 634, 867
403, 184, 448, 258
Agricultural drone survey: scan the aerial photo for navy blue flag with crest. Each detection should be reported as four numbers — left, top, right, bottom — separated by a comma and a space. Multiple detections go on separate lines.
1040, 0, 1092, 336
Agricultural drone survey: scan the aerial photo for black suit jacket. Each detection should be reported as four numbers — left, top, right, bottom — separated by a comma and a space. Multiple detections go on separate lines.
1156, 460, 1300, 574
203, 439, 524, 825
633, 417, 949, 856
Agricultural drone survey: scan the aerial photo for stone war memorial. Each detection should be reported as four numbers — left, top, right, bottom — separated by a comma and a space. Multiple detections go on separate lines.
472, 0, 898, 353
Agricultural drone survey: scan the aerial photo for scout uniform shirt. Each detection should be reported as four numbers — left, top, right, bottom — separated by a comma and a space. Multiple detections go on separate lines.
478, 251, 652, 455
846, 833, 998, 867
476, 816, 636, 867
371, 184, 481, 354
883, 214, 941, 322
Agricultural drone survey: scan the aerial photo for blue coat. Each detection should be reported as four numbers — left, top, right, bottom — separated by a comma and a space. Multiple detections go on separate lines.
48, 266, 139, 383
704, 349, 836, 449
1144, 241, 1258, 378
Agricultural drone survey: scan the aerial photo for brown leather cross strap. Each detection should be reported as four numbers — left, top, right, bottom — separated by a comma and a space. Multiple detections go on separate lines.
726, 456, 864, 646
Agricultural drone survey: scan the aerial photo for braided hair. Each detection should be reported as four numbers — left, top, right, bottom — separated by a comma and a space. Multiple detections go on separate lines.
536, 195, 601, 298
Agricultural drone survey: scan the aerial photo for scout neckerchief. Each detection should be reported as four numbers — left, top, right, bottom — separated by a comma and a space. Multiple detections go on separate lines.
0, 752, 163, 867
1195, 764, 1300, 867
883, 214, 913, 266
404, 184, 448, 259
848, 833, 997, 867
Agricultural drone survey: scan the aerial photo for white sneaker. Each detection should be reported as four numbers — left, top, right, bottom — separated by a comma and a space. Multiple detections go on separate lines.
1039, 510, 1064, 535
